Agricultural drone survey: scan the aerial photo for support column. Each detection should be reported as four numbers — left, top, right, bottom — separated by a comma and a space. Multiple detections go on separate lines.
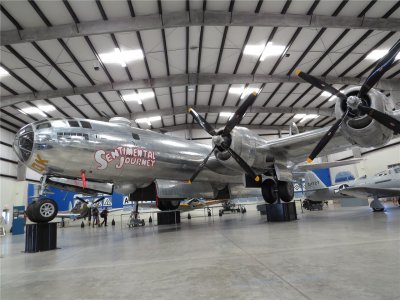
17, 162, 26, 181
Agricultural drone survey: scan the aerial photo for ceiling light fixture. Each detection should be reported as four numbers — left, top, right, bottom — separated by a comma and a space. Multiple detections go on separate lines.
0, 66, 9, 77
123, 90, 154, 104
219, 112, 234, 119
135, 116, 161, 126
229, 86, 260, 99
260, 42, 286, 61
20, 107, 47, 117
243, 44, 265, 57
321, 91, 332, 97
365, 49, 400, 61
294, 114, 319, 123
99, 48, 144, 67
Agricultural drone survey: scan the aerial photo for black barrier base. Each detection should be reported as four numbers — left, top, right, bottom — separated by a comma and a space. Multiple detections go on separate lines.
25, 223, 58, 253
257, 202, 297, 222
157, 211, 180, 225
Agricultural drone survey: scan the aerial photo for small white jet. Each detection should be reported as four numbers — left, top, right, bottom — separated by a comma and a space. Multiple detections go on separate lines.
304, 166, 400, 211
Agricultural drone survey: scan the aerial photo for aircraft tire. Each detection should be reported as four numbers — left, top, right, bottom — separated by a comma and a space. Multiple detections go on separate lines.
261, 179, 278, 204
25, 202, 38, 222
32, 198, 58, 223
158, 199, 181, 211
278, 181, 294, 202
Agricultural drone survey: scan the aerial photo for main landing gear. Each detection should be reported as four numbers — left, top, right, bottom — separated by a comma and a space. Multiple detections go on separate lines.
261, 178, 294, 204
157, 199, 181, 211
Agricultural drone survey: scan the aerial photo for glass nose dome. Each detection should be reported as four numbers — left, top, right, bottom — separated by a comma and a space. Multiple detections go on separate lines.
13, 125, 34, 162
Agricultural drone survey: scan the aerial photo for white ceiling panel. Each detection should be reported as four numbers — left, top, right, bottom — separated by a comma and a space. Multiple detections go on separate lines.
1, 1, 46, 27
206, 0, 230, 11
233, 0, 260, 12
34, 0, 74, 25
66, 1, 101, 22
131, 0, 159, 15
259, 0, 286, 14
100, 0, 131, 19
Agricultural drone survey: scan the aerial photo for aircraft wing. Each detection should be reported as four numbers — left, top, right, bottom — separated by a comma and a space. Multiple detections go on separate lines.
56, 212, 80, 219
339, 187, 400, 198
295, 158, 363, 171
262, 127, 351, 164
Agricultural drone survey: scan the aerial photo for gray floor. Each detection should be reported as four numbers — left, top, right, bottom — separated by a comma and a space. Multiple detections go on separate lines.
1, 204, 400, 300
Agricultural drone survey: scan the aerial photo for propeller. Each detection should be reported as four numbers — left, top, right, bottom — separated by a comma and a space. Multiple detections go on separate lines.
75, 196, 105, 205
296, 40, 400, 162
187, 91, 261, 183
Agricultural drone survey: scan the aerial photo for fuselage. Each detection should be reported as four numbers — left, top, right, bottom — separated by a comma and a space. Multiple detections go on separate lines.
13, 118, 247, 189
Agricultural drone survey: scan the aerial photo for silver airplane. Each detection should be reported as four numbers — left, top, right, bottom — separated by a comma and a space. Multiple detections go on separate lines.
304, 167, 400, 211
12, 41, 400, 223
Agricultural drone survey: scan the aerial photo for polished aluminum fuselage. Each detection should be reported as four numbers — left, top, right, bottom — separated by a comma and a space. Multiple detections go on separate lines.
16, 119, 249, 191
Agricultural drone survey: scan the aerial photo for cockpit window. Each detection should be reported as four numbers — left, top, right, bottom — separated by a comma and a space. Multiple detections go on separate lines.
68, 120, 80, 127
80, 121, 92, 129
36, 122, 51, 130
132, 133, 140, 140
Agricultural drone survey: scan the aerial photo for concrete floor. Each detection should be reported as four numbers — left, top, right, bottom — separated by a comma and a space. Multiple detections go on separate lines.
1, 204, 400, 300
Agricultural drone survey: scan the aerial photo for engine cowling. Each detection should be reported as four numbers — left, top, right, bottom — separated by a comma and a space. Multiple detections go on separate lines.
213, 127, 269, 171
335, 87, 394, 148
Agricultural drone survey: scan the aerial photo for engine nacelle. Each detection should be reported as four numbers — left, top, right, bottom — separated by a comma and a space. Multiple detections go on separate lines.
214, 127, 269, 171
335, 87, 394, 148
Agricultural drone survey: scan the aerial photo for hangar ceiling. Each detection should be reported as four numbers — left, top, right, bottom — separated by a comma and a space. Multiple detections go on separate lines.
0, 0, 399, 136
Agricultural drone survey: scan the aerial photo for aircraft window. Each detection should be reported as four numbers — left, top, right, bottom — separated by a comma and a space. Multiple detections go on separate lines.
57, 132, 63, 137
36, 122, 51, 130
68, 120, 80, 127
132, 133, 140, 140
83, 134, 89, 140
80, 121, 92, 129
77, 133, 83, 136
395, 168, 400, 174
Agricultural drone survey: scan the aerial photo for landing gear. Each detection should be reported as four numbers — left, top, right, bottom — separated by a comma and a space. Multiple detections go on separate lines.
157, 199, 181, 211
370, 196, 384, 212
261, 179, 294, 204
261, 179, 278, 204
26, 198, 58, 223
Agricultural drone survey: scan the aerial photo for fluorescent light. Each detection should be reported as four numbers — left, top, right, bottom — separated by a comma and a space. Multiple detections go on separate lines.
365, 49, 400, 61
38, 105, 55, 112
20, 107, 46, 117
240, 87, 260, 99
148, 116, 161, 122
260, 42, 286, 61
99, 48, 144, 67
229, 86, 245, 95
135, 116, 161, 126
0, 66, 9, 77
219, 112, 234, 118
123, 90, 154, 104
243, 44, 265, 56
321, 91, 332, 97
293, 114, 319, 123
229, 86, 259, 99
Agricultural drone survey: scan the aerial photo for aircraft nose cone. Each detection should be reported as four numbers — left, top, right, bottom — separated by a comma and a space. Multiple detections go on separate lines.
13, 124, 34, 162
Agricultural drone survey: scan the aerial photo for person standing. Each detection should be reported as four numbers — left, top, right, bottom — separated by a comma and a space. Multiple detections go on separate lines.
100, 208, 109, 227
92, 206, 100, 227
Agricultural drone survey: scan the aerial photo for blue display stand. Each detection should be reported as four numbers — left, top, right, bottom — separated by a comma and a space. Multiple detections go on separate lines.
12, 206, 25, 235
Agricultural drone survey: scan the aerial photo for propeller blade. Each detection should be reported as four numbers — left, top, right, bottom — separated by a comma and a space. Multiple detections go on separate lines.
307, 111, 349, 163
93, 196, 105, 204
358, 105, 400, 134
189, 108, 217, 136
75, 197, 89, 204
295, 70, 347, 101
358, 40, 400, 99
187, 146, 217, 184
223, 91, 258, 136
225, 147, 260, 183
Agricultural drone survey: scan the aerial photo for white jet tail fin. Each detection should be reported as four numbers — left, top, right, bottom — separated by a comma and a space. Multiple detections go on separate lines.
304, 171, 327, 190
289, 122, 299, 136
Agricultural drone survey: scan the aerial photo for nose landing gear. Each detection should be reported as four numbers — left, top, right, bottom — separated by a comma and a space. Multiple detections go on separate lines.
26, 198, 58, 223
